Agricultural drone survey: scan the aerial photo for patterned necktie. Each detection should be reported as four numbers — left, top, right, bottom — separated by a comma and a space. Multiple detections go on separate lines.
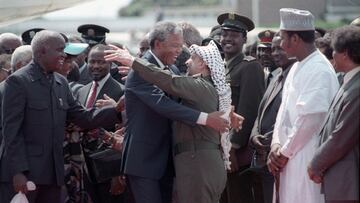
86, 81, 98, 109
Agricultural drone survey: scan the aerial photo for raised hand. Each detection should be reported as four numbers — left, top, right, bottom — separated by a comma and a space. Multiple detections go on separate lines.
104, 44, 135, 67
95, 94, 117, 108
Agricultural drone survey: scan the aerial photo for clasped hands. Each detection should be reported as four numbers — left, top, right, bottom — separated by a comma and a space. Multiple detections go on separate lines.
267, 144, 288, 176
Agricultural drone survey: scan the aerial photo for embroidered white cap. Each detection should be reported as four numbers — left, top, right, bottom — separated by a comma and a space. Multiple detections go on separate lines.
279, 8, 315, 31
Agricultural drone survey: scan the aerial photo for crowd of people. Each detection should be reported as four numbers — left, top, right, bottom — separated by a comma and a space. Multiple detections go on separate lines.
0, 7, 359, 203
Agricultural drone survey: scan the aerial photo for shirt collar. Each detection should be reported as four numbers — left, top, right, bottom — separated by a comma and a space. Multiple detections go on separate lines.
149, 50, 166, 69
343, 66, 360, 85
94, 73, 110, 92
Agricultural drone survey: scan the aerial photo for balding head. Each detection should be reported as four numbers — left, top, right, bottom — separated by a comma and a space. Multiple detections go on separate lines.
31, 30, 66, 72
11, 45, 33, 73
0, 33, 22, 54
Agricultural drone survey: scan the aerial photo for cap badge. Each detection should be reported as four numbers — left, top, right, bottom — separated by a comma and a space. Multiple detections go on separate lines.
229, 13, 235, 20
87, 29, 95, 37
29, 31, 36, 39
265, 31, 270, 37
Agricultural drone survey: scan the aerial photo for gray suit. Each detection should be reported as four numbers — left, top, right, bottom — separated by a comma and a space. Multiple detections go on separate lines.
309, 71, 359, 202
0, 62, 120, 202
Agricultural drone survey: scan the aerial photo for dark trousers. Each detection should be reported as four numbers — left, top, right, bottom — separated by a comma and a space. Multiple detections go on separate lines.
220, 165, 260, 203
27, 184, 61, 203
0, 182, 15, 203
252, 168, 274, 203
83, 173, 125, 203
0, 183, 60, 203
127, 172, 173, 203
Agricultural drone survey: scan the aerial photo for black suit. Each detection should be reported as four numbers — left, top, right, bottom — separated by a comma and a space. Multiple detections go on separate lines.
249, 65, 292, 203
122, 51, 199, 203
0, 62, 120, 202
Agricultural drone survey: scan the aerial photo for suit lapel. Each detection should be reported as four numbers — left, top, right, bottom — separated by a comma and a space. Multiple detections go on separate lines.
97, 77, 111, 100
329, 71, 359, 111
319, 71, 360, 138
258, 76, 281, 128
79, 84, 91, 106
264, 80, 282, 111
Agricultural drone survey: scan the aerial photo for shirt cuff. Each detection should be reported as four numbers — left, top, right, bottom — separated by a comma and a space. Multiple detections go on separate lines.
280, 146, 292, 158
196, 112, 208, 125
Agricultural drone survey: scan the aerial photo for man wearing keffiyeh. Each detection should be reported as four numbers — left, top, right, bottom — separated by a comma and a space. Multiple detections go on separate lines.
105, 40, 243, 203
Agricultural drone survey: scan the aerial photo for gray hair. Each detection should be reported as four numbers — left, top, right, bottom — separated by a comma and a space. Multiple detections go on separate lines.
149, 21, 183, 49
0, 33, 21, 44
31, 30, 63, 59
11, 45, 32, 72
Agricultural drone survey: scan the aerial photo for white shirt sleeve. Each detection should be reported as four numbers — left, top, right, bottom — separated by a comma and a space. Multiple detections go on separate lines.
196, 112, 208, 125
280, 112, 326, 158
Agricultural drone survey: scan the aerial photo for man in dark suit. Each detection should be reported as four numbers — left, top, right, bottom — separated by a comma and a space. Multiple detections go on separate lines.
217, 13, 265, 203
308, 25, 360, 203
249, 34, 296, 203
115, 22, 228, 203
76, 44, 124, 203
0, 30, 121, 203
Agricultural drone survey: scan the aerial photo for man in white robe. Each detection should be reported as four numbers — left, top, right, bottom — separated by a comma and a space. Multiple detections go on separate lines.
267, 8, 339, 203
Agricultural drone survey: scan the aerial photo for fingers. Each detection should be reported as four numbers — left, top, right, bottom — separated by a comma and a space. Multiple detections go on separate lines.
118, 66, 130, 75
103, 94, 110, 99
107, 44, 121, 50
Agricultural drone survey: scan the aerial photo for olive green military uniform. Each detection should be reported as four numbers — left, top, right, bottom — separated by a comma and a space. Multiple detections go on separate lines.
132, 58, 227, 203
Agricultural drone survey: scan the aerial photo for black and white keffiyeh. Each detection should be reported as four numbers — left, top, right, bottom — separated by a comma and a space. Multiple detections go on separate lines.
189, 40, 232, 170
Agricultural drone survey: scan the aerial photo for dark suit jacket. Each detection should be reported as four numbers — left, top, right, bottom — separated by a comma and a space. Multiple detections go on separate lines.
77, 76, 124, 130
249, 67, 291, 168
0, 61, 120, 185
0, 82, 4, 148
226, 53, 265, 165
309, 71, 359, 201
121, 51, 199, 180
78, 63, 93, 85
